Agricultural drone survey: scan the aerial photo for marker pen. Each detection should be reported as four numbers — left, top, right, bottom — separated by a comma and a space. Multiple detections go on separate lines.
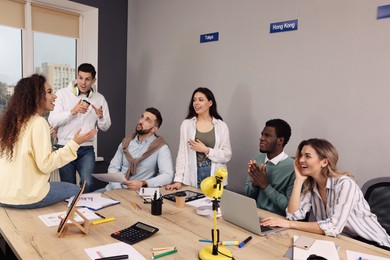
238, 236, 252, 248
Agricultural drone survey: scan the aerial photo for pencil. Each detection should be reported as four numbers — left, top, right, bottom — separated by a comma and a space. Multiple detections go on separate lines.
135, 202, 143, 211
151, 249, 177, 259
130, 201, 137, 210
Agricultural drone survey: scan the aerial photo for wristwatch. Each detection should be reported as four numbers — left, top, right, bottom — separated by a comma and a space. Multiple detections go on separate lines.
141, 180, 148, 187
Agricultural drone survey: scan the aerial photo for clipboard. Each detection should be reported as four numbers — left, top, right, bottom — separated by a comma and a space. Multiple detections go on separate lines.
57, 181, 90, 237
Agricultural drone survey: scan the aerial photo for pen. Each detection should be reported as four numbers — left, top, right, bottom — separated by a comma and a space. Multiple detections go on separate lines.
238, 236, 252, 248
95, 212, 106, 219
92, 217, 116, 225
151, 249, 177, 259
135, 202, 143, 211
199, 239, 213, 243
95, 254, 128, 260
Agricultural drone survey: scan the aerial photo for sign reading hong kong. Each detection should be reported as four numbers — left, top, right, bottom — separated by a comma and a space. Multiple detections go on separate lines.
270, 19, 298, 34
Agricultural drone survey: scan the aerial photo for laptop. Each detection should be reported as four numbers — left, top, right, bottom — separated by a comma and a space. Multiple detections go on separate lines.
219, 189, 285, 236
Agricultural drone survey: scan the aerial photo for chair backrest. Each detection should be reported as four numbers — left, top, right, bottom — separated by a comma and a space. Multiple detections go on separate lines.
361, 177, 390, 235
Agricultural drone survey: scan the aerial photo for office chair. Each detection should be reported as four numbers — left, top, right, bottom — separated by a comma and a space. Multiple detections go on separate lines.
362, 177, 390, 235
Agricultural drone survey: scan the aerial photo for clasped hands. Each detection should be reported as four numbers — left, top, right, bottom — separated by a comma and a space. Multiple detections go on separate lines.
248, 160, 269, 189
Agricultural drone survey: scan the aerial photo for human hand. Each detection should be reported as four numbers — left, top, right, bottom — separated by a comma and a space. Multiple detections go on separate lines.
248, 160, 269, 189
165, 182, 183, 190
294, 158, 307, 182
92, 104, 103, 119
261, 217, 291, 229
124, 180, 143, 191
72, 128, 97, 145
188, 139, 209, 154
71, 99, 87, 115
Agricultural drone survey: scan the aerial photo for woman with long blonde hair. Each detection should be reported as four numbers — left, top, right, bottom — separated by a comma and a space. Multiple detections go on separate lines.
261, 138, 390, 250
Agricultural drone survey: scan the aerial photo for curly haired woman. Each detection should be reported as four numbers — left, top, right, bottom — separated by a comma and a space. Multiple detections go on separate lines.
0, 74, 96, 209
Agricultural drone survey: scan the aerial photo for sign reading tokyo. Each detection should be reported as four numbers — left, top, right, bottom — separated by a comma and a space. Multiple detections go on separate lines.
200, 32, 219, 43
270, 19, 298, 34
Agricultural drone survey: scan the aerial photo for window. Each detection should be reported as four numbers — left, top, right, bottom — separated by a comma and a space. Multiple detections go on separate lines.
33, 32, 76, 92
0, 25, 22, 111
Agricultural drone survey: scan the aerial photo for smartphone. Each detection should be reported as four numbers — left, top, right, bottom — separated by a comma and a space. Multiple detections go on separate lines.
293, 236, 316, 250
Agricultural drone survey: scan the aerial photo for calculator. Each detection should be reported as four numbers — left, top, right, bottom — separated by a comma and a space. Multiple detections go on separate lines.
111, 221, 159, 245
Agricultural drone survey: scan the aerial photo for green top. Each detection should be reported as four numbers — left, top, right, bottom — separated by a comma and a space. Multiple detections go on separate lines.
244, 153, 295, 216
195, 127, 215, 162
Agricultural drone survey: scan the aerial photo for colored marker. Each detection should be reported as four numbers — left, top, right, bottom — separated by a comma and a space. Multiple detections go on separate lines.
92, 217, 116, 225
238, 236, 252, 248
94, 212, 106, 219
199, 239, 213, 243
135, 202, 143, 211
151, 249, 177, 259
95, 254, 128, 260
220, 241, 239, 246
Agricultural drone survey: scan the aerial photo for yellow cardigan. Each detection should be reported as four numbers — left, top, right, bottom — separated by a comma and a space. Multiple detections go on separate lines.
0, 114, 79, 205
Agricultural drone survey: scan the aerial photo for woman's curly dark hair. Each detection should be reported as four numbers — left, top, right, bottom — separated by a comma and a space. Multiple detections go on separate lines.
0, 74, 46, 160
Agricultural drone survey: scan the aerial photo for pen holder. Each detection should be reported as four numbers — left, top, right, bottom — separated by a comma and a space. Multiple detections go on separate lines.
151, 199, 163, 215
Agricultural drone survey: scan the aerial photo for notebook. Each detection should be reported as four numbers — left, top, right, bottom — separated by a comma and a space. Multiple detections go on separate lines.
219, 189, 285, 236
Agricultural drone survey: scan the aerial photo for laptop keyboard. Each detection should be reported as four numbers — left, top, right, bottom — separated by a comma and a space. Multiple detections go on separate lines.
259, 218, 273, 232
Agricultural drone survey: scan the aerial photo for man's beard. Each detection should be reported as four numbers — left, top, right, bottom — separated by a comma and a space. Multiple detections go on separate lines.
259, 140, 277, 154
135, 124, 153, 135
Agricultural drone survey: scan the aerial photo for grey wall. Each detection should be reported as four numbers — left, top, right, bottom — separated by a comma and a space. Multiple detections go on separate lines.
127, 0, 390, 194
72, 0, 128, 187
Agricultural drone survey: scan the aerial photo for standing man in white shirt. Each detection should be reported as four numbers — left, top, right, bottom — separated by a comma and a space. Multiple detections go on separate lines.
49, 63, 111, 192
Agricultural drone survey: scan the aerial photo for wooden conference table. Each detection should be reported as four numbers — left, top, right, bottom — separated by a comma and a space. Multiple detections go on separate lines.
0, 187, 389, 260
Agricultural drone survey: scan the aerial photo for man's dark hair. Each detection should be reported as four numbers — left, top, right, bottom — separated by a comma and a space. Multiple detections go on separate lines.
146, 107, 163, 127
78, 63, 96, 78
265, 119, 291, 147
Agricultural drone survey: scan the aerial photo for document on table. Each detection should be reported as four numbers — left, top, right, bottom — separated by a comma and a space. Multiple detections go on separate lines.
292, 235, 339, 260
66, 193, 120, 211
85, 242, 146, 260
92, 173, 126, 183
38, 208, 100, 227
346, 250, 390, 260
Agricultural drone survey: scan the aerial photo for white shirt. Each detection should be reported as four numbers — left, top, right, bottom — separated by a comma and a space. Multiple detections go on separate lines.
174, 117, 232, 187
286, 176, 390, 247
48, 82, 111, 146
265, 151, 289, 165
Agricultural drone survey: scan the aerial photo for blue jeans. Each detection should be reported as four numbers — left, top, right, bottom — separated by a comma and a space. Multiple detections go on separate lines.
58, 145, 96, 193
0, 182, 79, 209
197, 159, 212, 188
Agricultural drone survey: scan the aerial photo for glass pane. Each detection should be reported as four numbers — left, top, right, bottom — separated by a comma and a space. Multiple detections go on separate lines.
33, 32, 76, 92
0, 25, 22, 112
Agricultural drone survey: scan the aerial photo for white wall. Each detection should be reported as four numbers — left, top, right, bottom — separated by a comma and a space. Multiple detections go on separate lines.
127, 0, 390, 193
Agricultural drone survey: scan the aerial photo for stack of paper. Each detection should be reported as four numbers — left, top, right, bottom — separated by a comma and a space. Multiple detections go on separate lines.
293, 235, 339, 260
67, 193, 120, 210
346, 250, 390, 260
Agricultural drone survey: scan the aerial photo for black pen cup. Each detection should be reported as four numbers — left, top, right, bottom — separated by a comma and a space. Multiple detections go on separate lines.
151, 199, 163, 215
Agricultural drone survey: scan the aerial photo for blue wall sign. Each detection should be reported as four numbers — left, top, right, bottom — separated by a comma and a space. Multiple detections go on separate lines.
377, 4, 390, 19
270, 19, 298, 34
200, 32, 219, 43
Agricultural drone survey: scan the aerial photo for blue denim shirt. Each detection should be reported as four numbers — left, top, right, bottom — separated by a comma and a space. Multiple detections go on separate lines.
105, 134, 174, 190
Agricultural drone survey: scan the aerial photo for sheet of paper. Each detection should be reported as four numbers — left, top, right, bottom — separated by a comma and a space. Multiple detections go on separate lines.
92, 173, 126, 183
66, 193, 120, 210
84, 242, 146, 260
346, 250, 390, 260
186, 196, 213, 207
138, 187, 160, 199
38, 208, 100, 227
293, 235, 340, 260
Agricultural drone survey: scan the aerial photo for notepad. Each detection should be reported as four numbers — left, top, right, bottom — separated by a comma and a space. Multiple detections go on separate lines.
66, 193, 120, 211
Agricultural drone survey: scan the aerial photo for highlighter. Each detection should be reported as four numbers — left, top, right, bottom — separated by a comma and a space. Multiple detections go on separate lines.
92, 217, 116, 225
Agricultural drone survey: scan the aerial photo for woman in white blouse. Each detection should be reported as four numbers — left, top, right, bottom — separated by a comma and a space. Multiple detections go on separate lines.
261, 138, 390, 250
165, 87, 232, 189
